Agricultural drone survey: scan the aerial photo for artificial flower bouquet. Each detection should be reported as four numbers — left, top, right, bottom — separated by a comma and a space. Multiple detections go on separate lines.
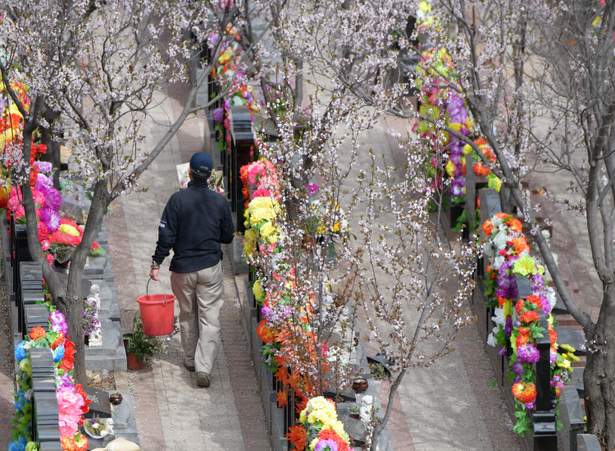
286, 396, 351, 451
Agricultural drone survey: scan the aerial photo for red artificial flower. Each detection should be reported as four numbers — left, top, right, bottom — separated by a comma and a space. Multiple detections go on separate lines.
515, 299, 525, 315
29, 326, 47, 341
59, 338, 77, 371
286, 425, 307, 451
318, 429, 350, 451
519, 310, 540, 324
73, 384, 92, 415
276, 390, 288, 408
512, 382, 537, 404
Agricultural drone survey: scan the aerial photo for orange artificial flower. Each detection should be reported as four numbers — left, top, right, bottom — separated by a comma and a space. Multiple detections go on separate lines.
515, 299, 525, 315
497, 295, 507, 308
549, 326, 558, 346
256, 320, 275, 344
508, 218, 523, 233
29, 326, 47, 341
286, 425, 307, 451
275, 365, 290, 386
51, 332, 66, 349
482, 220, 493, 236
525, 295, 543, 310
512, 382, 537, 404
519, 310, 540, 324
276, 390, 288, 408
511, 237, 529, 255
516, 327, 530, 348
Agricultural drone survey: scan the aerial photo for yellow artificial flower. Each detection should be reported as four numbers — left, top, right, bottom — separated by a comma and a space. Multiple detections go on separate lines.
445, 159, 456, 177
259, 221, 276, 238
513, 255, 537, 277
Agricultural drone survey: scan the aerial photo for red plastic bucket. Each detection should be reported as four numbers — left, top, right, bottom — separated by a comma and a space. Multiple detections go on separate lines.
137, 283, 176, 336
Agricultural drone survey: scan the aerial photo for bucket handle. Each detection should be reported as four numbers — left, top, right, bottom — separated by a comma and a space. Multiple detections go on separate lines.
146, 278, 168, 307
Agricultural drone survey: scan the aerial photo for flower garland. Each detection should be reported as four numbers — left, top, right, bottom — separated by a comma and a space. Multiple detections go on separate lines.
287, 396, 351, 451
5, 162, 104, 267
413, 3, 501, 211
482, 213, 578, 435
11, 302, 90, 451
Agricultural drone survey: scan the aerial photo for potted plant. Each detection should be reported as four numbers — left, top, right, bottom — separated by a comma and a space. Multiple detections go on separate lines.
124, 313, 166, 370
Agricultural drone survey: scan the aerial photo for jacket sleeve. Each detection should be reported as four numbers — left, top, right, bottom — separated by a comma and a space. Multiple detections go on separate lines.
152, 196, 179, 265
220, 199, 235, 244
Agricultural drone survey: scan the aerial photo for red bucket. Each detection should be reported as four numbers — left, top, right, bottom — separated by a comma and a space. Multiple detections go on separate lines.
137, 281, 175, 336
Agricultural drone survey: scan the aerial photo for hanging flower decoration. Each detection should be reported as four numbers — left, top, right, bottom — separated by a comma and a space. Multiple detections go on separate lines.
482, 212, 578, 435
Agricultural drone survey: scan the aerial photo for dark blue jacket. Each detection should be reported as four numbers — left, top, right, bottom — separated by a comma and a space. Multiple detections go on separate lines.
152, 181, 235, 273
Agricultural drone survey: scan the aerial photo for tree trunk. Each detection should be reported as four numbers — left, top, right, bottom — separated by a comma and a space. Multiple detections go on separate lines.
55, 291, 87, 385
584, 283, 615, 450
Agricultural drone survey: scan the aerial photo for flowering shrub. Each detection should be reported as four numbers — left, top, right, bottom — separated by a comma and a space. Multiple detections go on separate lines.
482, 212, 578, 435
11, 302, 90, 450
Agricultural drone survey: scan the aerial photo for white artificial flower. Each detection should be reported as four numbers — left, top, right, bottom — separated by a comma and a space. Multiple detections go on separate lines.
492, 307, 506, 325
487, 333, 497, 347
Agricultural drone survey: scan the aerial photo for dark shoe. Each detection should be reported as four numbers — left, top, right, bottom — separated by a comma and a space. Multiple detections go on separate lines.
196, 372, 210, 388
183, 359, 195, 372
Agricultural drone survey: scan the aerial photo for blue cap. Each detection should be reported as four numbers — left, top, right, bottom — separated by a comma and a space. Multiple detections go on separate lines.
190, 152, 213, 175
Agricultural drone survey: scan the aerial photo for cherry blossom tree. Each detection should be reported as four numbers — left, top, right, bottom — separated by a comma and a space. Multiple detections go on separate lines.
415, 0, 615, 446
239, 1, 481, 449
0, 0, 254, 383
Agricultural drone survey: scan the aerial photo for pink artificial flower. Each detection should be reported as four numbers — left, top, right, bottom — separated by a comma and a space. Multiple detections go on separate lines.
50, 311, 69, 334
56, 387, 85, 438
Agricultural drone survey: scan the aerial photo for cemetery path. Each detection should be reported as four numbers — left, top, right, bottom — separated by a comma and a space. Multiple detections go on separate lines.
106, 78, 271, 450
0, 272, 14, 451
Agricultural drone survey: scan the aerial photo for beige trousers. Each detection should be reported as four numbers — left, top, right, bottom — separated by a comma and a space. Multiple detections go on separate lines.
170, 261, 224, 374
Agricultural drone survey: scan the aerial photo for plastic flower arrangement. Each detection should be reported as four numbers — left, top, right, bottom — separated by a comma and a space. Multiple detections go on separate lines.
482, 213, 577, 435
287, 396, 350, 451
11, 301, 90, 450
412, 7, 502, 221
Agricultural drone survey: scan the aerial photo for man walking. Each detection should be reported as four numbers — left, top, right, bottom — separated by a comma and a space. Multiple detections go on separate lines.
150, 152, 235, 388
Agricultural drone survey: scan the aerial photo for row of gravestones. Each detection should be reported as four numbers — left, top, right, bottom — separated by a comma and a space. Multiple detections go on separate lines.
472, 187, 600, 451
2, 188, 140, 448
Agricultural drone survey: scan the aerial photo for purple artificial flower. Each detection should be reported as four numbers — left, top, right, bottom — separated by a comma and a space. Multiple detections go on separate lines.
35, 173, 53, 188
314, 439, 338, 451
517, 344, 540, 363
307, 184, 319, 197
34, 161, 53, 174
50, 311, 68, 335
512, 361, 524, 376
525, 400, 536, 411
498, 345, 506, 356
446, 92, 468, 124
550, 348, 557, 365
261, 305, 273, 322
213, 107, 225, 124
59, 372, 76, 391
505, 316, 513, 336
496, 259, 519, 299
40, 207, 61, 232
44, 187, 62, 211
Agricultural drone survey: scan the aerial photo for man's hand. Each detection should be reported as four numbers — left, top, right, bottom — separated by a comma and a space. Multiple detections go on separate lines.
150, 267, 160, 281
